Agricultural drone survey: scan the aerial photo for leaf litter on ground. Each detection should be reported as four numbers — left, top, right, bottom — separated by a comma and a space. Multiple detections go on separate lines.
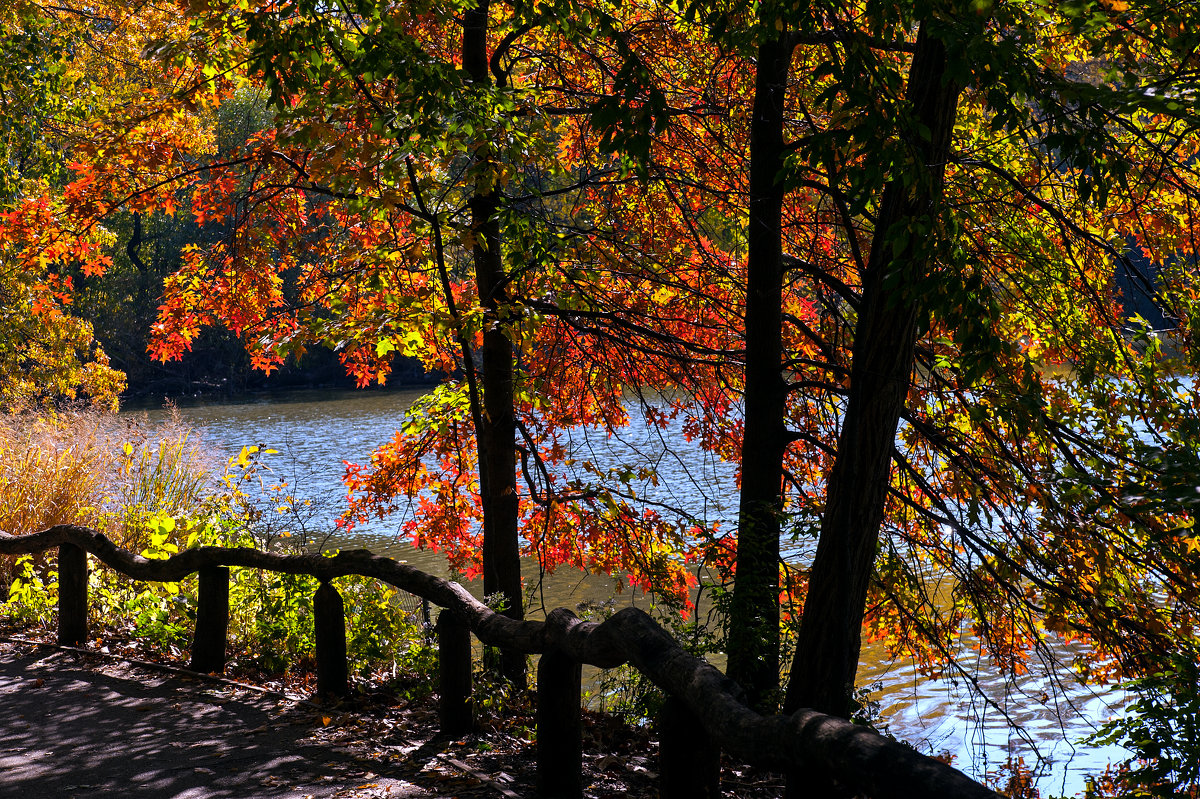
0, 624, 786, 797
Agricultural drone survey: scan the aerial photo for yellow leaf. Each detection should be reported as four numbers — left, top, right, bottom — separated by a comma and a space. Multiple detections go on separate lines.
651, 286, 676, 304
233, 444, 259, 468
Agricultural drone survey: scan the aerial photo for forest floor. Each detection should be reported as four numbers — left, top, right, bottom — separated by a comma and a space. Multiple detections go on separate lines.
0, 634, 786, 798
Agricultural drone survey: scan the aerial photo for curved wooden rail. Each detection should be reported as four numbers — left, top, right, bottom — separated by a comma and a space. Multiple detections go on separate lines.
0, 525, 1000, 799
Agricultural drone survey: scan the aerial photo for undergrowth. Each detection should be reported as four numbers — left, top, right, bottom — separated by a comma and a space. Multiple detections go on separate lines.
0, 408, 435, 695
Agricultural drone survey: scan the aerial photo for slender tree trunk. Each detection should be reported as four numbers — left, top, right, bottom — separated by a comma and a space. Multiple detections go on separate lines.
463, 0, 526, 686
725, 32, 795, 713
784, 20, 963, 722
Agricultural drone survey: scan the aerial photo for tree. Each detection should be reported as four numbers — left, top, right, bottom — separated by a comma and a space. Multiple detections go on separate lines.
55, 0, 729, 686
16, 0, 1200, 789
657, 0, 1200, 749
782, 7, 968, 722
0, 0, 180, 409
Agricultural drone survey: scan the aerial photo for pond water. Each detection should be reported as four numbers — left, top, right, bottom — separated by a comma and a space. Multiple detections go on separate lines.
122, 387, 1127, 795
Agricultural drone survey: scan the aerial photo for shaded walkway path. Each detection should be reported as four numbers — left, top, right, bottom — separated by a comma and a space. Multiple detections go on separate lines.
0, 640, 502, 799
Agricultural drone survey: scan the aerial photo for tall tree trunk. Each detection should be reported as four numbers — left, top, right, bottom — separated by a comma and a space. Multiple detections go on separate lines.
725, 32, 795, 713
784, 20, 963, 722
463, 0, 526, 687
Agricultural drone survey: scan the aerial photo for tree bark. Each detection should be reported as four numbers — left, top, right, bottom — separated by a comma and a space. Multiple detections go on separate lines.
784, 20, 964, 721
725, 31, 796, 713
463, 0, 526, 688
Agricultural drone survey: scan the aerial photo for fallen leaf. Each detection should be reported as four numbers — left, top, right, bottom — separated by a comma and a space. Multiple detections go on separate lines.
596, 755, 622, 772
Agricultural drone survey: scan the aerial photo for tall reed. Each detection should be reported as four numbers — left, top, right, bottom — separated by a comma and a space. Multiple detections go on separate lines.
0, 413, 107, 535
106, 413, 211, 549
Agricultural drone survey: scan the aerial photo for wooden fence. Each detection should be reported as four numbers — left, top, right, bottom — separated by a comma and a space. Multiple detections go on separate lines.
0, 525, 1000, 799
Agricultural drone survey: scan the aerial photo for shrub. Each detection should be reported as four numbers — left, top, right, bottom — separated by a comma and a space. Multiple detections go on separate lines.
104, 416, 210, 550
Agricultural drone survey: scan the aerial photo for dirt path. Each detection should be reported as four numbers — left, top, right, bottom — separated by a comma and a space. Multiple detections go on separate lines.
0, 640, 499, 799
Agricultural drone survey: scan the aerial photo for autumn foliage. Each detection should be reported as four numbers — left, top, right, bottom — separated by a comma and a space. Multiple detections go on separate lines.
6, 0, 1200, 735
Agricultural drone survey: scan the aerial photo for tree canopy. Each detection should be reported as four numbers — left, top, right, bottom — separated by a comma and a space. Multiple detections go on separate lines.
7, 0, 1200, 789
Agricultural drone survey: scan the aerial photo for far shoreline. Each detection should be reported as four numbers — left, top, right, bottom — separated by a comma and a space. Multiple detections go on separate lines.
118, 376, 443, 412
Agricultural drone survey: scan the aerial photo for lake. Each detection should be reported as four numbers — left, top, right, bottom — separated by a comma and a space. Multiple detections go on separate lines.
123, 387, 1126, 795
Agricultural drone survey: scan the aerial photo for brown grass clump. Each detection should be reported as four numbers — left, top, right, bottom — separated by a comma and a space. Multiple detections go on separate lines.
0, 412, 108, 536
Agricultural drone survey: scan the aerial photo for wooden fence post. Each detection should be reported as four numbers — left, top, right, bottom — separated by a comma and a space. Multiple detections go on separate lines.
313, 580, 349, 698
437, 610, 473, 736
190, 566, 229, 674
537, 650, 582, 799
57, 543, 87, 647
658, 694, 720, 799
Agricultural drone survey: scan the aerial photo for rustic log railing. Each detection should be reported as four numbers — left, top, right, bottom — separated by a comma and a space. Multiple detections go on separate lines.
0, 525, 1000, 799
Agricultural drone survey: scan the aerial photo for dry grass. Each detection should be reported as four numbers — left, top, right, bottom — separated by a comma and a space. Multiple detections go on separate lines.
0, 408, 218, 564
105, 412, 212, 549
0, 412, 109, 536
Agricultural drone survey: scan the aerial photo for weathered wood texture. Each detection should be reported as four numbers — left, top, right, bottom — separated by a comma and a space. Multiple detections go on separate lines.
190, 565, 229, 674
0, 525, 1002, 799
57, 543, 88, 646
659, 695, 720, 799
437, 611, 474, 737
314, 581, 349, 697
536, 650, 583, 799
726, 29, 795, 712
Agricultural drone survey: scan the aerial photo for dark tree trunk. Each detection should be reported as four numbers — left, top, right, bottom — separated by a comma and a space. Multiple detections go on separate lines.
725, 32, 796, 712
463, 0, 526, 687
784, 20, 964, 721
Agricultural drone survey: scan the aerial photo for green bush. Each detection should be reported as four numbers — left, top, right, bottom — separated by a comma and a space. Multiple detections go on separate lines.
343, 575, 434, 680
1088, 651, 1200, 798
4, 555, 58, 630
